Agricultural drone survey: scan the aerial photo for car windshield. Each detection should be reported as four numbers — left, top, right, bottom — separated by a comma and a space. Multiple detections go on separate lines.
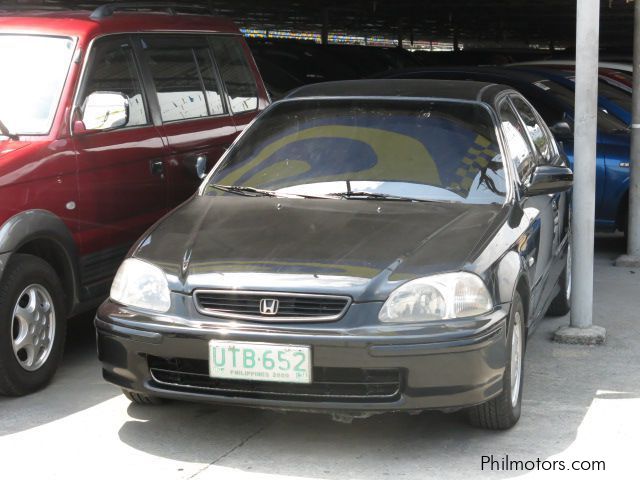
0, 34, 75, 136
204, 99, 507, 205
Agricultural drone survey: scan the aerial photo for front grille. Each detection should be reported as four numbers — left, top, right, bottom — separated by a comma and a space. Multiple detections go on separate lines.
194, 290, 351, 322
148, 356, 401, 403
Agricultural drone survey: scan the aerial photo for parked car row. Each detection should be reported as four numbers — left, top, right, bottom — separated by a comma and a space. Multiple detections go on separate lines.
0, 4, 631, 431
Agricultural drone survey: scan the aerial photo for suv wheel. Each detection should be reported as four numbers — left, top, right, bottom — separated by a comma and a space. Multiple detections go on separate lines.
467, 293, 525, 430
0, 254, 67, 396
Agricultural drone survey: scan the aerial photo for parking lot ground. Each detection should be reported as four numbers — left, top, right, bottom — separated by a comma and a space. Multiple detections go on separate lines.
1, 234, 638, 480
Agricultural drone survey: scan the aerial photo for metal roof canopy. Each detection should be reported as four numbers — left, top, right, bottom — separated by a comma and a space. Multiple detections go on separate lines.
2, 0, 634, 52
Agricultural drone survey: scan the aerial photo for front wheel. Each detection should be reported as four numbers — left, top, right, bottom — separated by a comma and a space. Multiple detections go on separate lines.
0, 254, 67, 396
467, 293, 525, 430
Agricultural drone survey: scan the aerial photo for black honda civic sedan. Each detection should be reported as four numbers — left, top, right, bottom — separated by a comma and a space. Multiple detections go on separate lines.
96, 80, 572, 430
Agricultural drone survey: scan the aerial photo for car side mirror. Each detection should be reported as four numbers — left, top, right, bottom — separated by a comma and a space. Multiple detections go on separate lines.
524, 165, 573, 196
75, 92, 129, 133
549, 121, 572, 138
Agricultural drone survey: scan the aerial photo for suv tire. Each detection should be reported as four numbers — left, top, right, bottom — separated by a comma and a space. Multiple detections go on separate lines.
0, 254, 67, 396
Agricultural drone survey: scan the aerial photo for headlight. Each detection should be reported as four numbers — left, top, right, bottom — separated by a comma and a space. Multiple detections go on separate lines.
110, 258, 171, 312
379, 272, 493, 323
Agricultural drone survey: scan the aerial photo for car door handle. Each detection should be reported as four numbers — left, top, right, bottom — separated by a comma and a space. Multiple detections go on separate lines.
150, 159, 164, 177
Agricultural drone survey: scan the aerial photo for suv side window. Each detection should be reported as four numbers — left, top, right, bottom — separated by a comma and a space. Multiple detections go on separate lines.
143, 37, 225, 122
210, 36, 258, 113
499, 100, 536, 179
81, 36, 148, 127
511, 96, 553, 163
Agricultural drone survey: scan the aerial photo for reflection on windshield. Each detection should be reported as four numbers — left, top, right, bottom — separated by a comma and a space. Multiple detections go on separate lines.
206, 100, 507, 205
0, 35, 75, 135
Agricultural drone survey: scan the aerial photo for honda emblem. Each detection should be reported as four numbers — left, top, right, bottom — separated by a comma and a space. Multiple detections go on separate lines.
259, 298, 279, 315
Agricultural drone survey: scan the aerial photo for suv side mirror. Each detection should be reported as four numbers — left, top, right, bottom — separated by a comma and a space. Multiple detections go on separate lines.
76, 92, 129, 133
549, 121, 572, 138
524, 165, 573, 196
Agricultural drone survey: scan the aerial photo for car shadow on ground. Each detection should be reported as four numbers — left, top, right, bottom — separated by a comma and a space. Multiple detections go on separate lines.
0, 311, 120, 436
115, 234, 640, 479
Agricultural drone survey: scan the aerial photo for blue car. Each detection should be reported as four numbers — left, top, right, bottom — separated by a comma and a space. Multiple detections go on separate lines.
513, 66, 632, 126
379, 67, 632, 234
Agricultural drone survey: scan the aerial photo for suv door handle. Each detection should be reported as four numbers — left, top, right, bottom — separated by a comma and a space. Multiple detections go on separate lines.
185, 155, 208, 180
150, 159, 164, 177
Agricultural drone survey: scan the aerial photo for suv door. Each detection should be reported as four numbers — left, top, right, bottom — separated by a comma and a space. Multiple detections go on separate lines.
73, 35, 168, 298
139, 34, 238, 206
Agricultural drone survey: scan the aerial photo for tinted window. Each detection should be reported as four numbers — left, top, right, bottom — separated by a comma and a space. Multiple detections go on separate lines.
142, 35, 226, 123
146, 47, 208, 122
499, 101, 535, 178
206, 100, 506, 205
194, 47, 225, 116
511, 96, 552, 162
81, 36, 147, 127
210, 36, 258, 113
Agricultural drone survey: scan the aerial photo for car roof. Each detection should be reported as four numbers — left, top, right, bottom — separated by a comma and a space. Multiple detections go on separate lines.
510, 60, 633, 73
378, 66, 554, 85
0, 10, 240, 40
286, 79, 513, 104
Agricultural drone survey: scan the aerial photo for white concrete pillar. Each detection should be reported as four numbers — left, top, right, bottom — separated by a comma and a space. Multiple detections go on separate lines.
554, 0, 606, 344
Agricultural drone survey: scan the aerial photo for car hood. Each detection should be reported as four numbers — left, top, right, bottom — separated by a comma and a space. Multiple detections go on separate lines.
134, 196, 506, 301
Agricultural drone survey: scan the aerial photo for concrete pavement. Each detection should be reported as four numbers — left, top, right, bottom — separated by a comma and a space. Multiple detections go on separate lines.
1, 234, 638, 479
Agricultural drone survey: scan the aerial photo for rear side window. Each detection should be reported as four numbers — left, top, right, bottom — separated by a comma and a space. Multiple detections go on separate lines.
511, 96, 553, 163
81, 36, 148, 127
143, 36, 225, 122
210, 36, 258, 113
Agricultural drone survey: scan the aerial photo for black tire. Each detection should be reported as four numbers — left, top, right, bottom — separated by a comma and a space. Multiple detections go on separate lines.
0, 254, 67, 396
122, 388, 164, 405
467, 293, 525, 430
547, 242, 571, 316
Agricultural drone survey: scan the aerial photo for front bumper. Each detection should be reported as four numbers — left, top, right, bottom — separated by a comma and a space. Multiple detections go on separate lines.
96, 299, 509, 413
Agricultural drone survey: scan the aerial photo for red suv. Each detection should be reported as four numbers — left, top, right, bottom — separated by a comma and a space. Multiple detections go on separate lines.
0, 5, 269, 396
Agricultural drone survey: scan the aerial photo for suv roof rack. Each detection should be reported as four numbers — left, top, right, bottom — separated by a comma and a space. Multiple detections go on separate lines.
90, 2, 214, 20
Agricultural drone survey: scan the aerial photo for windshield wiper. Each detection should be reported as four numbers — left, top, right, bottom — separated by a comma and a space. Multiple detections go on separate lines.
326, 191, 432, 202
209, 184, 330, 200
0, 119, 18, 140
209, 184, 279, 197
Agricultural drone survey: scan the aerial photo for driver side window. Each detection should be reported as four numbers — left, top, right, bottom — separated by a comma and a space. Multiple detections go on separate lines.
80, 36, 148, 128
499, 100, 536, 180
